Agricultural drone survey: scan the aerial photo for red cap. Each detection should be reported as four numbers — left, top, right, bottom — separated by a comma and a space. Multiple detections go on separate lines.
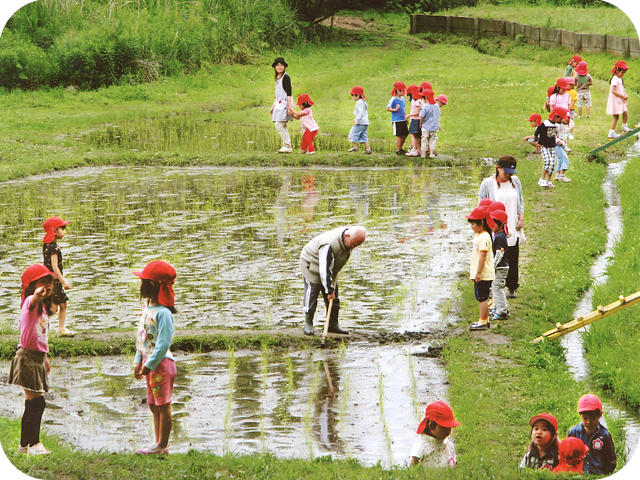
423, 89, 436, 104
406, 84, 419, 94
556, 77, 568, 90
21, 264, 57, 305
529, 413, 558, 434
578, 394, 602, 413
466, 206, 489, 220
391, 81, 406, 95
133, 260, 177, 307
564, 76, 575, 85
547, 85, 556, 97
570, 54, 582, 64
436, 94, 448, 105
417, 401, 460, 433
527, 113, 542, 126
350, 86, 364, 96
576, 61, 588, 75
296, 94, 314, 106
412, 89, 424, 99
43, 216, 70, 244
550, 107, 568, 121
478, 198, 493, 208
558, 436, 589, 463
490, 209, 509, 234
612, 60, 629, 73
420, 82, 432, 91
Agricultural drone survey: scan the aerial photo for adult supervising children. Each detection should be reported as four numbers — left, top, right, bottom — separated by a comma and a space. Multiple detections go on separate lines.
299, 226, 366, 336
270, 57, 294, 153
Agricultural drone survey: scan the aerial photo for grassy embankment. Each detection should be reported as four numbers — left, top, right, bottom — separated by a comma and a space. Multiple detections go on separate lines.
1, 7, 640, 480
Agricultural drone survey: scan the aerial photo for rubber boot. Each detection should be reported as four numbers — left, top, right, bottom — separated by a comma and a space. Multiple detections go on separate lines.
327, 308, 348, 335
304, 314, 314, 335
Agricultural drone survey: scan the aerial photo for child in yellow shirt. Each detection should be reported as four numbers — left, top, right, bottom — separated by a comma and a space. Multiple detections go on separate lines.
466, 207, 494, 331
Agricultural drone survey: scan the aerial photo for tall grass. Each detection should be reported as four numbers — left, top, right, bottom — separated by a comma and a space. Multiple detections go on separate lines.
0, 0, 300, 89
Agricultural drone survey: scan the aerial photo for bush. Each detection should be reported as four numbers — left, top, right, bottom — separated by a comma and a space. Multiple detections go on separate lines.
0, 30, 53, 89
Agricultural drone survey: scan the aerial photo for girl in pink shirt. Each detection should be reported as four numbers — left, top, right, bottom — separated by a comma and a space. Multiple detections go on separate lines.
549, 78, 571, 111
9, 264, 57, 455
291, 93, 319, 155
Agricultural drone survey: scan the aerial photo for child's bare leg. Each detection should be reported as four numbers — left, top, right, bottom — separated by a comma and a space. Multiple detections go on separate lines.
479, 300, 489, 320
352, 142, 358, 149
57, 303, 67, 331
364, 142, 371, 151
578, 106, 582, 117
157, 403, 172, 449
149, 404, 160, 444
586, 106, 591, 117
623, 111, 628, 124
610, 114, 619, 130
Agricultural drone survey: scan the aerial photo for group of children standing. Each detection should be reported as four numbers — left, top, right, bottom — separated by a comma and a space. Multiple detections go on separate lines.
9, 216, 179, 456
523, 55, 632, 188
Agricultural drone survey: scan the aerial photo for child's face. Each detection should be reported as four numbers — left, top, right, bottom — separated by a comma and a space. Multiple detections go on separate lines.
436, 100, 446, 107
562, 117, 570, 125
580, 410, 601, 434
491, 221, 503, 233
351, 94, 358, 101
553, 115, 563, 123
531, 420, 554, 450
618, 69, 626, 78
469, 221, 482, 234
529, 120, 538, 128
396, 89, 404, 97
55, 226, 66, 240
558, 88, 566, 94
431, 422, 451, 440
35, 277, 54, 298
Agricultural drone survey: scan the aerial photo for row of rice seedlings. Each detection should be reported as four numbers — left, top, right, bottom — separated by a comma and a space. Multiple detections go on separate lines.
407, 348, 421, 418
223, 347, 236, 454
377, 366, 393, 463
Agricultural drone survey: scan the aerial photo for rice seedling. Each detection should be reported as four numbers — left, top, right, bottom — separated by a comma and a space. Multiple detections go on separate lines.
406, 348, 421, 418
377, 365, 393, 463
223, 347, 236, 454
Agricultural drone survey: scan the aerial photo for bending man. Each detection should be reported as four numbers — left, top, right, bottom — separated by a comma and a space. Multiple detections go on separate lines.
299, 226, 367, 335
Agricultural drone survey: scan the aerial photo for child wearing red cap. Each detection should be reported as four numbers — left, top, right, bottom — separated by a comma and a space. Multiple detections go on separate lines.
553, 437, 589, 473
567, 394, 617, 475
534, 107, 566, 188
556, 112, 572, 182
9, 264, 58, 455
410, 401, 460, 467
133, 260, 178, 455
419, 91, 447, 159
348, 86, 372, 154
523, 113, 542, 154
606, 60, 630, 139
549, 78, 571, 112
520, 413, 560, 470
565, 54, 582, 78
42, 216, 74, 337
406, 88, 425, 157
386, 81, 408, 155
490, 208, 509, 320
290, 94, 319, 155
466, 207, 494, 330
575, 61, 593, 119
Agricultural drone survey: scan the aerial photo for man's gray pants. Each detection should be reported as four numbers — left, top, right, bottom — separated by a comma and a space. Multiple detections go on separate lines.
303, 278, 340, 325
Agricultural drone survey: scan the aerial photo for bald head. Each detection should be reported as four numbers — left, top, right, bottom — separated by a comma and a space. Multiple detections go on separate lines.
344, 226, 366, 250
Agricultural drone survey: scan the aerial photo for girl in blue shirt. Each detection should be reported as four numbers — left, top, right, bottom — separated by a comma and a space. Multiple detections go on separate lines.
132, 260, 177, 455
386, 81, 408, 154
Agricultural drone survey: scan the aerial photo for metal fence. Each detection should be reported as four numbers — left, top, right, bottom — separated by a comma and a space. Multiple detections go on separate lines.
410, 15, 639, 58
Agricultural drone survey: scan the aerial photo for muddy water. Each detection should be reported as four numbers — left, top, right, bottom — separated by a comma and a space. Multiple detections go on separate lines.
561, 145, 640, 459
0, 344, 447, 466
0, 166, 481, 333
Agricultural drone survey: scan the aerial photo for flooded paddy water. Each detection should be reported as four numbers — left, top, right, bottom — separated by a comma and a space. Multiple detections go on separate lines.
0, 165, 481, 464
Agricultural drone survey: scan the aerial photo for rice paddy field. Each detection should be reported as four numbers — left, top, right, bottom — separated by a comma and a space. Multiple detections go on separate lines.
1, 1, 640, 479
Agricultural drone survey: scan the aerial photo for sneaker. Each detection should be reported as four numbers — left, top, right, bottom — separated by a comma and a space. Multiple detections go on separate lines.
299, 150, 307, 154
277, 146, 293, 153
405, 151, 418, 157
470, 321, 490, 331
578, 116, 582, 119
58, 327, 76, 337
395, 149, 407, 155
586, 115, 591, 118
364, 149, 372, 154
555, 175, 563, 181
429, 153, 436, 159
17, 445, 28, 454
306, 151, 315, 155
568, 133, 575, 140
136, 444, 169, 455
622, 124, 631, 133
564, 146, 571, 152
561, 176, 572, 182
506, 288, 518, 299
27, 443, 50, 455
347, 147, 359, 152
546, 180, 556, 188
490, 312, 509, 321
538, 178, 549, 188
608, 130, 621, 139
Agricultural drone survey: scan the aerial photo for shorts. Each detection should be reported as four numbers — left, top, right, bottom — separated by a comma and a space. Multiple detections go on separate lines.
577, 92, 592, 108
9, 348, 49, 393
392, 121, 409, 137
541, 146, 556, 175
145, 358, 177, 406
474, 280, 492, 302
51, 279, 68, 305
408, 119, 421, 134
348, 124, 368, 144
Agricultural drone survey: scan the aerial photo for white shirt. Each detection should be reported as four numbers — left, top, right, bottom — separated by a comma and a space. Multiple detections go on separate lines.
410, 435, 457, 467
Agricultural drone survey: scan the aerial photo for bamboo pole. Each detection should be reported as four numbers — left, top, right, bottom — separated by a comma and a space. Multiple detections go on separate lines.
531, 290, 640, 343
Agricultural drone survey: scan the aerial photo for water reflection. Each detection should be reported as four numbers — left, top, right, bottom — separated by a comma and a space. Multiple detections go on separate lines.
0, 166, 481, 333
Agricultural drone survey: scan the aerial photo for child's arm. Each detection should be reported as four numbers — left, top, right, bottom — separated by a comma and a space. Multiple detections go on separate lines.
49, 253, 70, 290
611, 84, 629, 100
27, 287, 47, 311
493, 248, 505, 267
290, 109, 307, 120
475, 250, 487, 282
387, 105, 399, 112
522, 134, 535, 142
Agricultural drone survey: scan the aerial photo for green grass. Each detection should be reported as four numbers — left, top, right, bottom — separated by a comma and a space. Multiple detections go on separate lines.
584, 155, 640, 411
439, 1, 639, 38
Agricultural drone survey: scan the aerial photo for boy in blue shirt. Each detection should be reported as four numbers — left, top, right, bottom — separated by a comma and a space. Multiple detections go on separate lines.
567, 394, 617, 475
386, 81, 408, 155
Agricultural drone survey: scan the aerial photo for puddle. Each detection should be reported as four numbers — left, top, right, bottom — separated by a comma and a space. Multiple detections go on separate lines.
0, 344, 448, 466
0, 166, 482, 333
83, 119, 399, 155
561, 138, 640, 460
